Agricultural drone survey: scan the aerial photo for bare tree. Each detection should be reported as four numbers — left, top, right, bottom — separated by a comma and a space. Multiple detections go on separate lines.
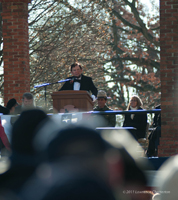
1, 0, 160, 110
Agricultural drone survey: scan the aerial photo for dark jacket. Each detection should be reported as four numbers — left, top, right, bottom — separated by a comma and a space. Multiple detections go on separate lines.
153, 105, 161, 127
59, 74, 98, 96
0, 105, 9, 115
123, 107, 147, 139
94, 105, 116, 127
146, 105, 161, 157
14, 105, 41, 115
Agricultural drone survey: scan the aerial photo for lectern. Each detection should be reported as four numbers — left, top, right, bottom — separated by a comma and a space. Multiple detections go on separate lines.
51, 90, 94, 113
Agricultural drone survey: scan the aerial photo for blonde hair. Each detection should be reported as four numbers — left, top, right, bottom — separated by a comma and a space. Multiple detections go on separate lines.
127, 95, 143, 110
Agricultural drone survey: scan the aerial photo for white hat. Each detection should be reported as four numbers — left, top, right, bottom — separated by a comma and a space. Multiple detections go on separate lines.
97, 90, 107, 100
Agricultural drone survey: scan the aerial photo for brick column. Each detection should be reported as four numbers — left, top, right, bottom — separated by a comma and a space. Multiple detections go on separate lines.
159, 0, 178, 156
1, 0, 31, 105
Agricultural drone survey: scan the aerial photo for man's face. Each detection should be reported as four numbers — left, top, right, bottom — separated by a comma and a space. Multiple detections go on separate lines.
23, 97, 33, 107
97, 98, 107, 109
71, 65, 82, 78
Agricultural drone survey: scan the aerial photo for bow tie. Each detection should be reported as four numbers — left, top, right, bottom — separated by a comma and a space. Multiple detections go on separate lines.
74, 79, 81, 83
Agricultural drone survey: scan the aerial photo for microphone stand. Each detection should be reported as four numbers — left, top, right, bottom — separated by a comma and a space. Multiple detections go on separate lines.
34, 79, 71, 109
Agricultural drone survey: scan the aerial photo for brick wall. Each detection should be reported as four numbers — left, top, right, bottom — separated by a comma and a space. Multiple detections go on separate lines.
1, 0, 31, 105
159, 0, 178, 156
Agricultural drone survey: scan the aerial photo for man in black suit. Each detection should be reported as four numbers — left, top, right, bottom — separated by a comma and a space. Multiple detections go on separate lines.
59, 62, 98, 97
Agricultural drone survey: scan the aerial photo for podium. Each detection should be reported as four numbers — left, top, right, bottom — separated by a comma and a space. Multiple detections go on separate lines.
51, 90, 94, 113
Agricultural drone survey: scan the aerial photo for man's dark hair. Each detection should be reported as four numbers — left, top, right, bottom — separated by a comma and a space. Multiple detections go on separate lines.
6, 98, 18, 110
22, 92, 33, 100
71, 62, 82, 71
11, 109, 48, 155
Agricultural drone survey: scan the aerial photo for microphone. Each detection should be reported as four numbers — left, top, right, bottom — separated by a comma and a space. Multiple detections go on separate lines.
70, 77, 75, 84
34, 79, 71, 88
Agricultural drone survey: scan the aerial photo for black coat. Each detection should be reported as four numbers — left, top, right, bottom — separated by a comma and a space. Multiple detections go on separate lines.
153, 105, 161, 127
123, 107, 147, 139
0, 105, 9, 115
59, 74, 98, 96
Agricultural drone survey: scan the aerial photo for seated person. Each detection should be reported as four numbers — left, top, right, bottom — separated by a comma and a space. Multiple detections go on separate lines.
14, 92, 36, 114
123, 95, 147, 140
93, 90, 116, 127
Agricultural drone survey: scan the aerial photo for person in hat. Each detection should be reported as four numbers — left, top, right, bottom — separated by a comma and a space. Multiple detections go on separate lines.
93, 90, 116, 127
6, 98, 19, 114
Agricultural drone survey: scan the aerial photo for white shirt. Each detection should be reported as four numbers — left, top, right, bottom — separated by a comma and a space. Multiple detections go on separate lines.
73, 77, 81, 90
73, 82, 80, 90
130, 106, 138, 119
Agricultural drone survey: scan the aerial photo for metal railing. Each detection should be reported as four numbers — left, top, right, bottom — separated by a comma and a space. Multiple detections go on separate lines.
87, 109, 161, 115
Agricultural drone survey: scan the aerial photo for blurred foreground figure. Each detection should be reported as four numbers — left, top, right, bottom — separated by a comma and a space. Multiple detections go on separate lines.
19, 125, 123, 200
0, 109, 49, 194
19, 124, 150, 200
101, 129, 152, 200
0, 117, 150, 200
0, 122, 11, 156
153, 155, 178, 200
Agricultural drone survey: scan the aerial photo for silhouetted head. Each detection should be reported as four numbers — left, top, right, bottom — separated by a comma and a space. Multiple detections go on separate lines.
46, 125, 111, 161
6, 98, 18, 111
153, 155, 178, 200
11, 109, 48, 156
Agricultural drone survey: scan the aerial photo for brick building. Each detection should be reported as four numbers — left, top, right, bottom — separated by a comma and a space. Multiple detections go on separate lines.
1, 0, 30, 104
158, 0, 178, 156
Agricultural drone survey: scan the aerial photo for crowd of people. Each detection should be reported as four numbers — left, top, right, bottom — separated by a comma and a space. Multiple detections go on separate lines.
0, 108, 164, 200
0, 92, 36, 116
0, 61, 164, 199
0, 62, 161, 156
0, 107, 173, 200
